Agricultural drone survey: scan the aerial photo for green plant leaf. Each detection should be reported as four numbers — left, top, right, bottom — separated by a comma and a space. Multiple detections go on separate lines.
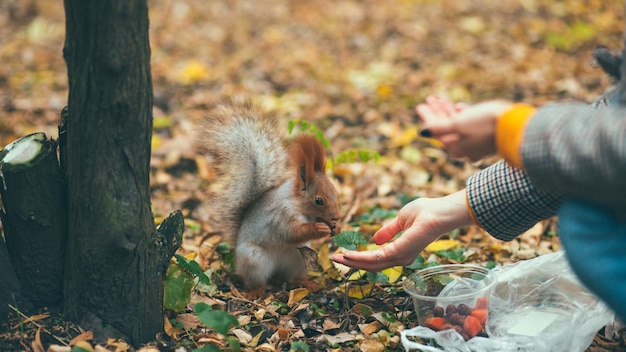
164, 263, 195, 312
367, 271, 389, 284
333, 231, 367, 250
194, 301, 212, 314
406, 254, 425, 270
195, 304, 239, 335
291, 341, 310, 351
287, 120, 296, 134
174, 254, 211, 285
227, 337, 241, 352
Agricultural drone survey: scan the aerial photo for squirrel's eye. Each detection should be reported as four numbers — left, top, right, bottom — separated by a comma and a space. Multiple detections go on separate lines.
315, 197, 324, 206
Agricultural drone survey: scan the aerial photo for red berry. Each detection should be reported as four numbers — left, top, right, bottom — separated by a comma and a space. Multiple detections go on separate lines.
432, 306, 444, 317
445, 304, 457, 315
449, 312, 465, 326
457, 303, 470, 315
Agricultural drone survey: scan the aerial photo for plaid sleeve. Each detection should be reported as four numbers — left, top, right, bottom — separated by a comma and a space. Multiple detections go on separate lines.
466, 160, 562, 241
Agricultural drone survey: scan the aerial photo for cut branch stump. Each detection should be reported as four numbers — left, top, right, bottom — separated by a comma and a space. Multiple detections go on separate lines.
0, 133, 67, 310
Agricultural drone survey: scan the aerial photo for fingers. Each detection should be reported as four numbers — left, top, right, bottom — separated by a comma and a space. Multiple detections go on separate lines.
429, 95, 457, 116
416, 96, 459, 138
332, 246, 393, 272
372, 218, 401, 245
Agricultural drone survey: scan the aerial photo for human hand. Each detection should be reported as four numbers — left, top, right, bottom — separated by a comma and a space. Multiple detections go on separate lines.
332, 190, 472, 272
416, 96, 512, 161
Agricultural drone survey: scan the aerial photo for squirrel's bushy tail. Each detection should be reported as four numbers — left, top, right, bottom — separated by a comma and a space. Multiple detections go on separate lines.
197, 97, 290, 241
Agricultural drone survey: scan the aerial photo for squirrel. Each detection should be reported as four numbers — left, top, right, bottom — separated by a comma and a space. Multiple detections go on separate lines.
197, 97, 341, 296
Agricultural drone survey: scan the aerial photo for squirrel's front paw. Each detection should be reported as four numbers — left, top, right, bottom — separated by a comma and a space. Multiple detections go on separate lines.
314, 222, 333, 238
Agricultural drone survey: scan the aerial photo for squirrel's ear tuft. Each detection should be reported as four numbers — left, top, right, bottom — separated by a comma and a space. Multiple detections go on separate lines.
290, 135, 326, 184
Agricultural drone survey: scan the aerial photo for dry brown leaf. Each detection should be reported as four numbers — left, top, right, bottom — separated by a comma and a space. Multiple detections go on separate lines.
358, 338, 385, 352
255, 343, 277, 352
32, 326, 44, 352
359, 321, 382, 336
322, 318, 341, 331
287, 287, 310, 307
175, 313, 201, 331
47, 345, 71, 352
231, 328, 252, 345
318, 332, 357, 345
69, 331, 93, 346
105, 338, 131, 352
135, 347, 159, 352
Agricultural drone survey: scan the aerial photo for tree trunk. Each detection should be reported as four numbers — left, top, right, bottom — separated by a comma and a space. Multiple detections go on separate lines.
62, 0, 169, 345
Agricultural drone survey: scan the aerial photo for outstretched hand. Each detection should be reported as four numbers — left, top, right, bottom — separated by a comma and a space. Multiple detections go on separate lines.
416, 96, 512, 161
332, 190, 472, 272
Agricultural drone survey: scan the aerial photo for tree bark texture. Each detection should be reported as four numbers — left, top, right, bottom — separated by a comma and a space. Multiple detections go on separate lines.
63, 0, 163, 345
0, 133, 66, 311
0, 232, 21, 321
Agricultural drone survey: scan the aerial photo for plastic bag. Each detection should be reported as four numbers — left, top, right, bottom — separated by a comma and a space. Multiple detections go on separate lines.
401, 251, 615, 352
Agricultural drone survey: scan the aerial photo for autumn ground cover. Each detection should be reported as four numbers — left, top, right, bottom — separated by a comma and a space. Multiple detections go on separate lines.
0, 0, 625, 351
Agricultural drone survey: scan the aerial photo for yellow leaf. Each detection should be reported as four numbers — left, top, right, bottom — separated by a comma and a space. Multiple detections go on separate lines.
317, 243, 333, 271
381, 266, 403, 283
339, 282, 374, 299
151, 133, 162, 149
459, 16, 486, 34
348, 270, 367, 281
425, 239, 460, 252
287, 288, 309, 307
153, 115, 174, 129
176, 60, 211, 85
389, 127, 418, 148
376, 84, 392, 100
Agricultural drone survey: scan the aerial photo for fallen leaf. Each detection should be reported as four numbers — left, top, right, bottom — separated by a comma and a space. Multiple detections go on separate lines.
425, 239, 461, 252
32, 326, 44, 352
175, 313, 201, 330
339, 282, 375, 299
287, 287, 310, 307
358, 338, 385, 352
348, 269, 367, 281
231, 328, 252, 345
318, 332, 357, 345
380, 266, 403, 283
322, 318, 341, 331
69, 331, 94, 346
359, 321, 383, 335
389, 127, 418, 148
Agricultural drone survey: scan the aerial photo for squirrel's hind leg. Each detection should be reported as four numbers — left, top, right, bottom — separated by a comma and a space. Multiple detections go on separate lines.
234, 241, 277, 292
273, 247, 319, 291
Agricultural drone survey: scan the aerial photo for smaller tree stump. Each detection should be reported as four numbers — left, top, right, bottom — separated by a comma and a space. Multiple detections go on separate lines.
0, 133, 67, 309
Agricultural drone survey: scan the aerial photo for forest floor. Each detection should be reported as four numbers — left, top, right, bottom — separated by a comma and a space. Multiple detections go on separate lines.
0, 0, 625, 351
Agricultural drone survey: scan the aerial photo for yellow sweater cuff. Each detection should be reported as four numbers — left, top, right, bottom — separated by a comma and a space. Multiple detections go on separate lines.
495, 103, 536, 169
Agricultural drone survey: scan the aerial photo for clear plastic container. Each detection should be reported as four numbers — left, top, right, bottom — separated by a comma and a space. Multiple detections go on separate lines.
403, 264, 496, 327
